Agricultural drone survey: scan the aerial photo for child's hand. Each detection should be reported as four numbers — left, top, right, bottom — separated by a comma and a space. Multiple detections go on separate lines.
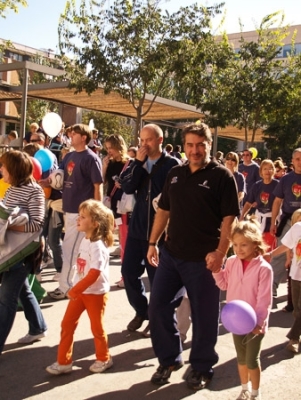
252, 325, 263, 335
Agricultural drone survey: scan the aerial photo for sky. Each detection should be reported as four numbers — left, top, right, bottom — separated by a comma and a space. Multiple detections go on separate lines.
0, 0, 299, 52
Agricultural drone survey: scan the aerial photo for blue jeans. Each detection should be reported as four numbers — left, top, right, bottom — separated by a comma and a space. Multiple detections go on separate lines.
0, 261, 47, 354
149, 247, 220, 372
48, 211, 63, 273
121, 236, 157, 319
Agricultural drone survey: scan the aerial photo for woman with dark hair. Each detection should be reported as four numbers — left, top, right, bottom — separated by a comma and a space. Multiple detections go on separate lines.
0, 150, 47, 354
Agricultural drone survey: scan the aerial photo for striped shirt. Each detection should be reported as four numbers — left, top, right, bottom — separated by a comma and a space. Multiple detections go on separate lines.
3, 182, 45, 232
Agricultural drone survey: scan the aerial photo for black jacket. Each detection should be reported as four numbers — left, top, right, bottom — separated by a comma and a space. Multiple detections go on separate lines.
121, 152, 179, 240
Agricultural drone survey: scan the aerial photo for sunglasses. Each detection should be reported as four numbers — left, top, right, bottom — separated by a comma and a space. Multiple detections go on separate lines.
226, 157, 236, 162
30, 139, 40, 143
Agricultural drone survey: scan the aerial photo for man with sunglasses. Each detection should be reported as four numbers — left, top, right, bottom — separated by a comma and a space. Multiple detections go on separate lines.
238, 149, 260, 203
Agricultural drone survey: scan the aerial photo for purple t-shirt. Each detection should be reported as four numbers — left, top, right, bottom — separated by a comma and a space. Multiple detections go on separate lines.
273, 171, 301, 214
60, 149, 103, 213
238, 162, 260, 193
246, 179, 278, 213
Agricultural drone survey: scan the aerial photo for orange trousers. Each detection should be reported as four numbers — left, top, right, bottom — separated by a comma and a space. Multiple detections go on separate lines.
57, 293, 109, 365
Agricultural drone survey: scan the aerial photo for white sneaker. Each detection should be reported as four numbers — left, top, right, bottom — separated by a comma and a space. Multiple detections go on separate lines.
89, 357, 113, 373
49, 287, 66, 300
46, 361, 72, 375
110, 247, 121, 257
286, 339, 299, 353
52, 272, 61, 282
18, 331, 47, 344
236, 389, 251, 400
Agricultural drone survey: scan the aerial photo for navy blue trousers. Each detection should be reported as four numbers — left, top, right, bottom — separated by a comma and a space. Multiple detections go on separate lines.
149, 247, 220, 372
122, 236, 157, 319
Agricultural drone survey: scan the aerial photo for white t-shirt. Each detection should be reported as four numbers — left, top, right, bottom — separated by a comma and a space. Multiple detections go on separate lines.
281, 221, 301, 281
73, 237, 110, 294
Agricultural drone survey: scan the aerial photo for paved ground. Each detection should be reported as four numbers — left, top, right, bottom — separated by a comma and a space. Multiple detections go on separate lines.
1, 249, 300, 400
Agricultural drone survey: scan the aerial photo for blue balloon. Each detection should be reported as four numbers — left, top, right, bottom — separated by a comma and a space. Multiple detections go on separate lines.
34, 149, 54, 172
221, 300, 257, 335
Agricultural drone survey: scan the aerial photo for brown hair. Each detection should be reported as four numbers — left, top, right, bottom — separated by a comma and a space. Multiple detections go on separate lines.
104, 134, 129, 163
71, 124, 92, 144
23, 143, 42, 157
78, 199, 114, 246
181, 123, 212, 144
0, 150, 33, 186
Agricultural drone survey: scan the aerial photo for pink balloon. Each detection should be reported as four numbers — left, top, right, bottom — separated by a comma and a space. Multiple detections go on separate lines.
221, 300, 257, 335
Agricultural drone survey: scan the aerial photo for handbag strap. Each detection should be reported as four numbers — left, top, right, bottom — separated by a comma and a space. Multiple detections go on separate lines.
109, 160, 130, 198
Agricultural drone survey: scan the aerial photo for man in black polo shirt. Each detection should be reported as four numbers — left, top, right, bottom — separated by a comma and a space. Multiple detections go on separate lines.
147, 123, 239, 390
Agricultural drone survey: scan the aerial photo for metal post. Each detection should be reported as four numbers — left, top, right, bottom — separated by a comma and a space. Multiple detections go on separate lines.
20, 67, 29, 143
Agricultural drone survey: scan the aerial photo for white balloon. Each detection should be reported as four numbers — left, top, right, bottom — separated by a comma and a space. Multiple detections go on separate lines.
42, 113, 62, 138
48, 169, 64, 190
88, 119, 95, 129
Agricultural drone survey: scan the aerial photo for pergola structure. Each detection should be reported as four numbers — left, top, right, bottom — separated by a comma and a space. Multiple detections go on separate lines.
0, 61, 264, 146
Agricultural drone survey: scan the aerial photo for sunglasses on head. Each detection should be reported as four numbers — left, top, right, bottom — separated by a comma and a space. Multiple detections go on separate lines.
30, 139, 40, 143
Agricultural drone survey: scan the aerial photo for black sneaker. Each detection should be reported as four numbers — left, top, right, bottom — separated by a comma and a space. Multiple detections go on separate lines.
186, 369, 214, 390
151, 361, 184, 385
127, 315, 145, 332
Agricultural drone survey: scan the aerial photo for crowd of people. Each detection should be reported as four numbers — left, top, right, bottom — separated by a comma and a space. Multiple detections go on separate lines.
0, 120, 301, 400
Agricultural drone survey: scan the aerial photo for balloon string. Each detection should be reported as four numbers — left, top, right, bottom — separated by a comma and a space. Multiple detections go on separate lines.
242, 333, 258, 345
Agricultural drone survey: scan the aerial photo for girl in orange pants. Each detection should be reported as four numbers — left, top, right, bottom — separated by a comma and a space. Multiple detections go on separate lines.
46, 199, 114, 375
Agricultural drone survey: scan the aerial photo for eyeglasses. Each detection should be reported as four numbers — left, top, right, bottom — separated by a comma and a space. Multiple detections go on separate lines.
226, 157, 236, 162
30, 139, 40, 143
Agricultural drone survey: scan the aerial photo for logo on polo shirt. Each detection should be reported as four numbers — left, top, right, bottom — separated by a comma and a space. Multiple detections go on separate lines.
198, 180, 210, 189
171, 176, 178, 184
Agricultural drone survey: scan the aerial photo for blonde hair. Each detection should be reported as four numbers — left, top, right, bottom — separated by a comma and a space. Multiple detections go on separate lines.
104, 134, 129, 163
291, 208, 301, 225
78, 200, 114, 246
259, 159, 275, 178
225, 151, 239, 172
231, 216, 268, 255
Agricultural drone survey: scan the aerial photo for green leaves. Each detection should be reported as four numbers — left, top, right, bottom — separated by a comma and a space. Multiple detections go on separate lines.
0, 0, 27, 18
58, 0, 222, 140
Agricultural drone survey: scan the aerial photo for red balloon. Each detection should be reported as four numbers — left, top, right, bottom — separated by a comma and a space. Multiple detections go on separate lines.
31, 157, 42, 180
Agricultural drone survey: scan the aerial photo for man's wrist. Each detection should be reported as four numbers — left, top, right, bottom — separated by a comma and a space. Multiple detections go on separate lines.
215, 248, 226, 257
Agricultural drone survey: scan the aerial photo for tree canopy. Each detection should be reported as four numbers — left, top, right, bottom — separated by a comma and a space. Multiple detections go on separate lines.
58, 0, 224, 142
184, 12, 301, 147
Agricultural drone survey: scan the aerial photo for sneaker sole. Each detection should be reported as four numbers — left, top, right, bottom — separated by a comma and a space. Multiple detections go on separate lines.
89, 361, 113, 373
46, 367, 72, 375
187, 375, 212, 391
151, 362, 184, 385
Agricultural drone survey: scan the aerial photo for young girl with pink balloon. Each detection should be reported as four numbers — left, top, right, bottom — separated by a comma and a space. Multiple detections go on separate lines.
210, 217, 273, 400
